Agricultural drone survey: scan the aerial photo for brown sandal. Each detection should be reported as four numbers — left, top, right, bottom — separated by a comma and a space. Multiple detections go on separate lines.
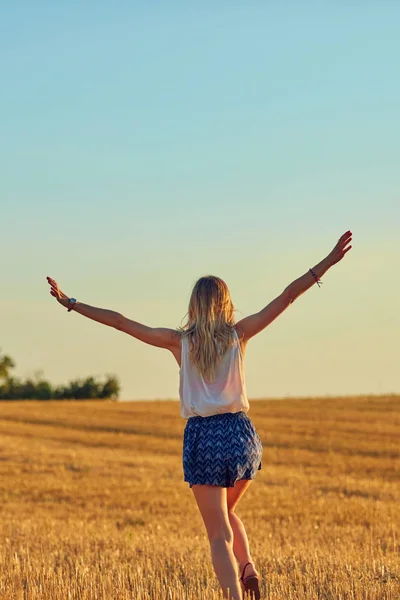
240, 561, 261, 599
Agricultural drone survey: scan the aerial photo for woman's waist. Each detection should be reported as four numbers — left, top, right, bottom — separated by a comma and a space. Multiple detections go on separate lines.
187, 409, 248, 422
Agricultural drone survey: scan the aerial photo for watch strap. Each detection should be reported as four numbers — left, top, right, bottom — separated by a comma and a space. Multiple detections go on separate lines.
67, 298, 77, 312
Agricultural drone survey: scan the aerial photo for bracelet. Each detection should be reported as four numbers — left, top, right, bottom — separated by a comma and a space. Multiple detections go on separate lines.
309, 269, 322, 288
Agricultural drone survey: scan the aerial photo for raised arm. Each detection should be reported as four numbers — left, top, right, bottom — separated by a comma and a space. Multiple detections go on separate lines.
46, 277, 178, 350
235, 230, 352, 343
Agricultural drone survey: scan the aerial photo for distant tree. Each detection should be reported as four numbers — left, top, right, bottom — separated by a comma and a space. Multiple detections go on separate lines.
53, 385, 68, 400
100, 375, 120, 400
76, 376, 101, 399
0, 350, 120, 401
34, 380, 53, 400
53, 375, 119, 400
0, 351, 15, 381
0, 376, 22, 400
20, 379, 37, 399
27, 369, 53, 399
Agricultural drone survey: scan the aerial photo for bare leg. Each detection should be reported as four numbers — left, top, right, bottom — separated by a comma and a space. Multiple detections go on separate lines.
228, 511, 259, 578
226, 480, 259, 580
209, 535, 243, 600
191, 484, 243, 600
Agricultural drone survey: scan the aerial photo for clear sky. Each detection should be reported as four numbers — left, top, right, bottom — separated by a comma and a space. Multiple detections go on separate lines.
1, 2, 399, 400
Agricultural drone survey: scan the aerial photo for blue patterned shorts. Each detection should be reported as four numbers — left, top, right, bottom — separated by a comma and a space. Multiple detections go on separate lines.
183, 411, 263, 488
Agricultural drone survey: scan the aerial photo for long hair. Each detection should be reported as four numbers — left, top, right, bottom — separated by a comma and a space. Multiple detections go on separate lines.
177, 275, 239, 382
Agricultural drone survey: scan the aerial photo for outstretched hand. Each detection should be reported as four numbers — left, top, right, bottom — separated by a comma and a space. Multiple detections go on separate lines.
46, 277, 69, 308
328, 231, 352, 266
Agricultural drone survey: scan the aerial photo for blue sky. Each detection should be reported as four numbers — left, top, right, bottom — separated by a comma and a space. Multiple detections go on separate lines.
1, 2, 399, 400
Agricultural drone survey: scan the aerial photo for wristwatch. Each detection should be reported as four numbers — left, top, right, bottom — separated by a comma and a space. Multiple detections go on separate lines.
67, 298, 77, 312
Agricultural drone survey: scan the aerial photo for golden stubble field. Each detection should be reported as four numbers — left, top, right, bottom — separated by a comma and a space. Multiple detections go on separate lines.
0, 396, 399, 600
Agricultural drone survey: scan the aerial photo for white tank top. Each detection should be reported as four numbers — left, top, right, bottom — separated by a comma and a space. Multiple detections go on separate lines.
179, 328, 250, 419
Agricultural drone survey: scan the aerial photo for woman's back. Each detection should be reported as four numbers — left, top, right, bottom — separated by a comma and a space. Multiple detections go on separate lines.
179, 328, 249, 419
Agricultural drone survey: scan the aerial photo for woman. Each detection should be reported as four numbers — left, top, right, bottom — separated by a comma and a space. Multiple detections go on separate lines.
46, 230, 352, 600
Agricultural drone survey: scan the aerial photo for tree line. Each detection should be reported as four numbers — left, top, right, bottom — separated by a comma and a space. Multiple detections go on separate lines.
0, 350, 120, 400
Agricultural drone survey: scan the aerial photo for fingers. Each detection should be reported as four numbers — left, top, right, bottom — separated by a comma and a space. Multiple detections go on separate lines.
334, 232, 351, 247
330, 230, 353, 263
338, 231, 352, 250
47, 276, 57, 286
342, 237, 352, 248
46, 276, 59, 288
339, 231, 352, 243
49, 283, 59, 294
47, 277, 57, 289
47, 276, 60, 299
46, 275, 69, 301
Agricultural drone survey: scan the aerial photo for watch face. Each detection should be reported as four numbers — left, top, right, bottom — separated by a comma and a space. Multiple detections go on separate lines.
69, 298, 76, 303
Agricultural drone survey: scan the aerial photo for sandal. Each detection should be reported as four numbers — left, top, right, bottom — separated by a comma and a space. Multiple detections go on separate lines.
239, 561, 261, 599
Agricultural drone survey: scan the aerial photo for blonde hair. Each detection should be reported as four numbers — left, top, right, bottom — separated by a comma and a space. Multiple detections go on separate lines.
178, 275, 240, 382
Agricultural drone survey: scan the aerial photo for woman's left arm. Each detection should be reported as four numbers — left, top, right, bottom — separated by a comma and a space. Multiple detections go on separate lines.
46, 276, 178, 350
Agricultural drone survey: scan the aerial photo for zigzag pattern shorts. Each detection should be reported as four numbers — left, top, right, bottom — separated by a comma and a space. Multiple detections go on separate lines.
183, 411, 263, 488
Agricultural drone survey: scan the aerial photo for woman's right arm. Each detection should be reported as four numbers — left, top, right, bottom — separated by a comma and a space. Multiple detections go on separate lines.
236, 230, 352, 342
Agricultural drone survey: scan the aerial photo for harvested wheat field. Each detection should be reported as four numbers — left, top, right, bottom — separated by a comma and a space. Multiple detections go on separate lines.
0, 395, 399, 600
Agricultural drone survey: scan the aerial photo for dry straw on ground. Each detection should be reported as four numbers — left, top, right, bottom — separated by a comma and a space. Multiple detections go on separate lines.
0, 395, 399, 599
